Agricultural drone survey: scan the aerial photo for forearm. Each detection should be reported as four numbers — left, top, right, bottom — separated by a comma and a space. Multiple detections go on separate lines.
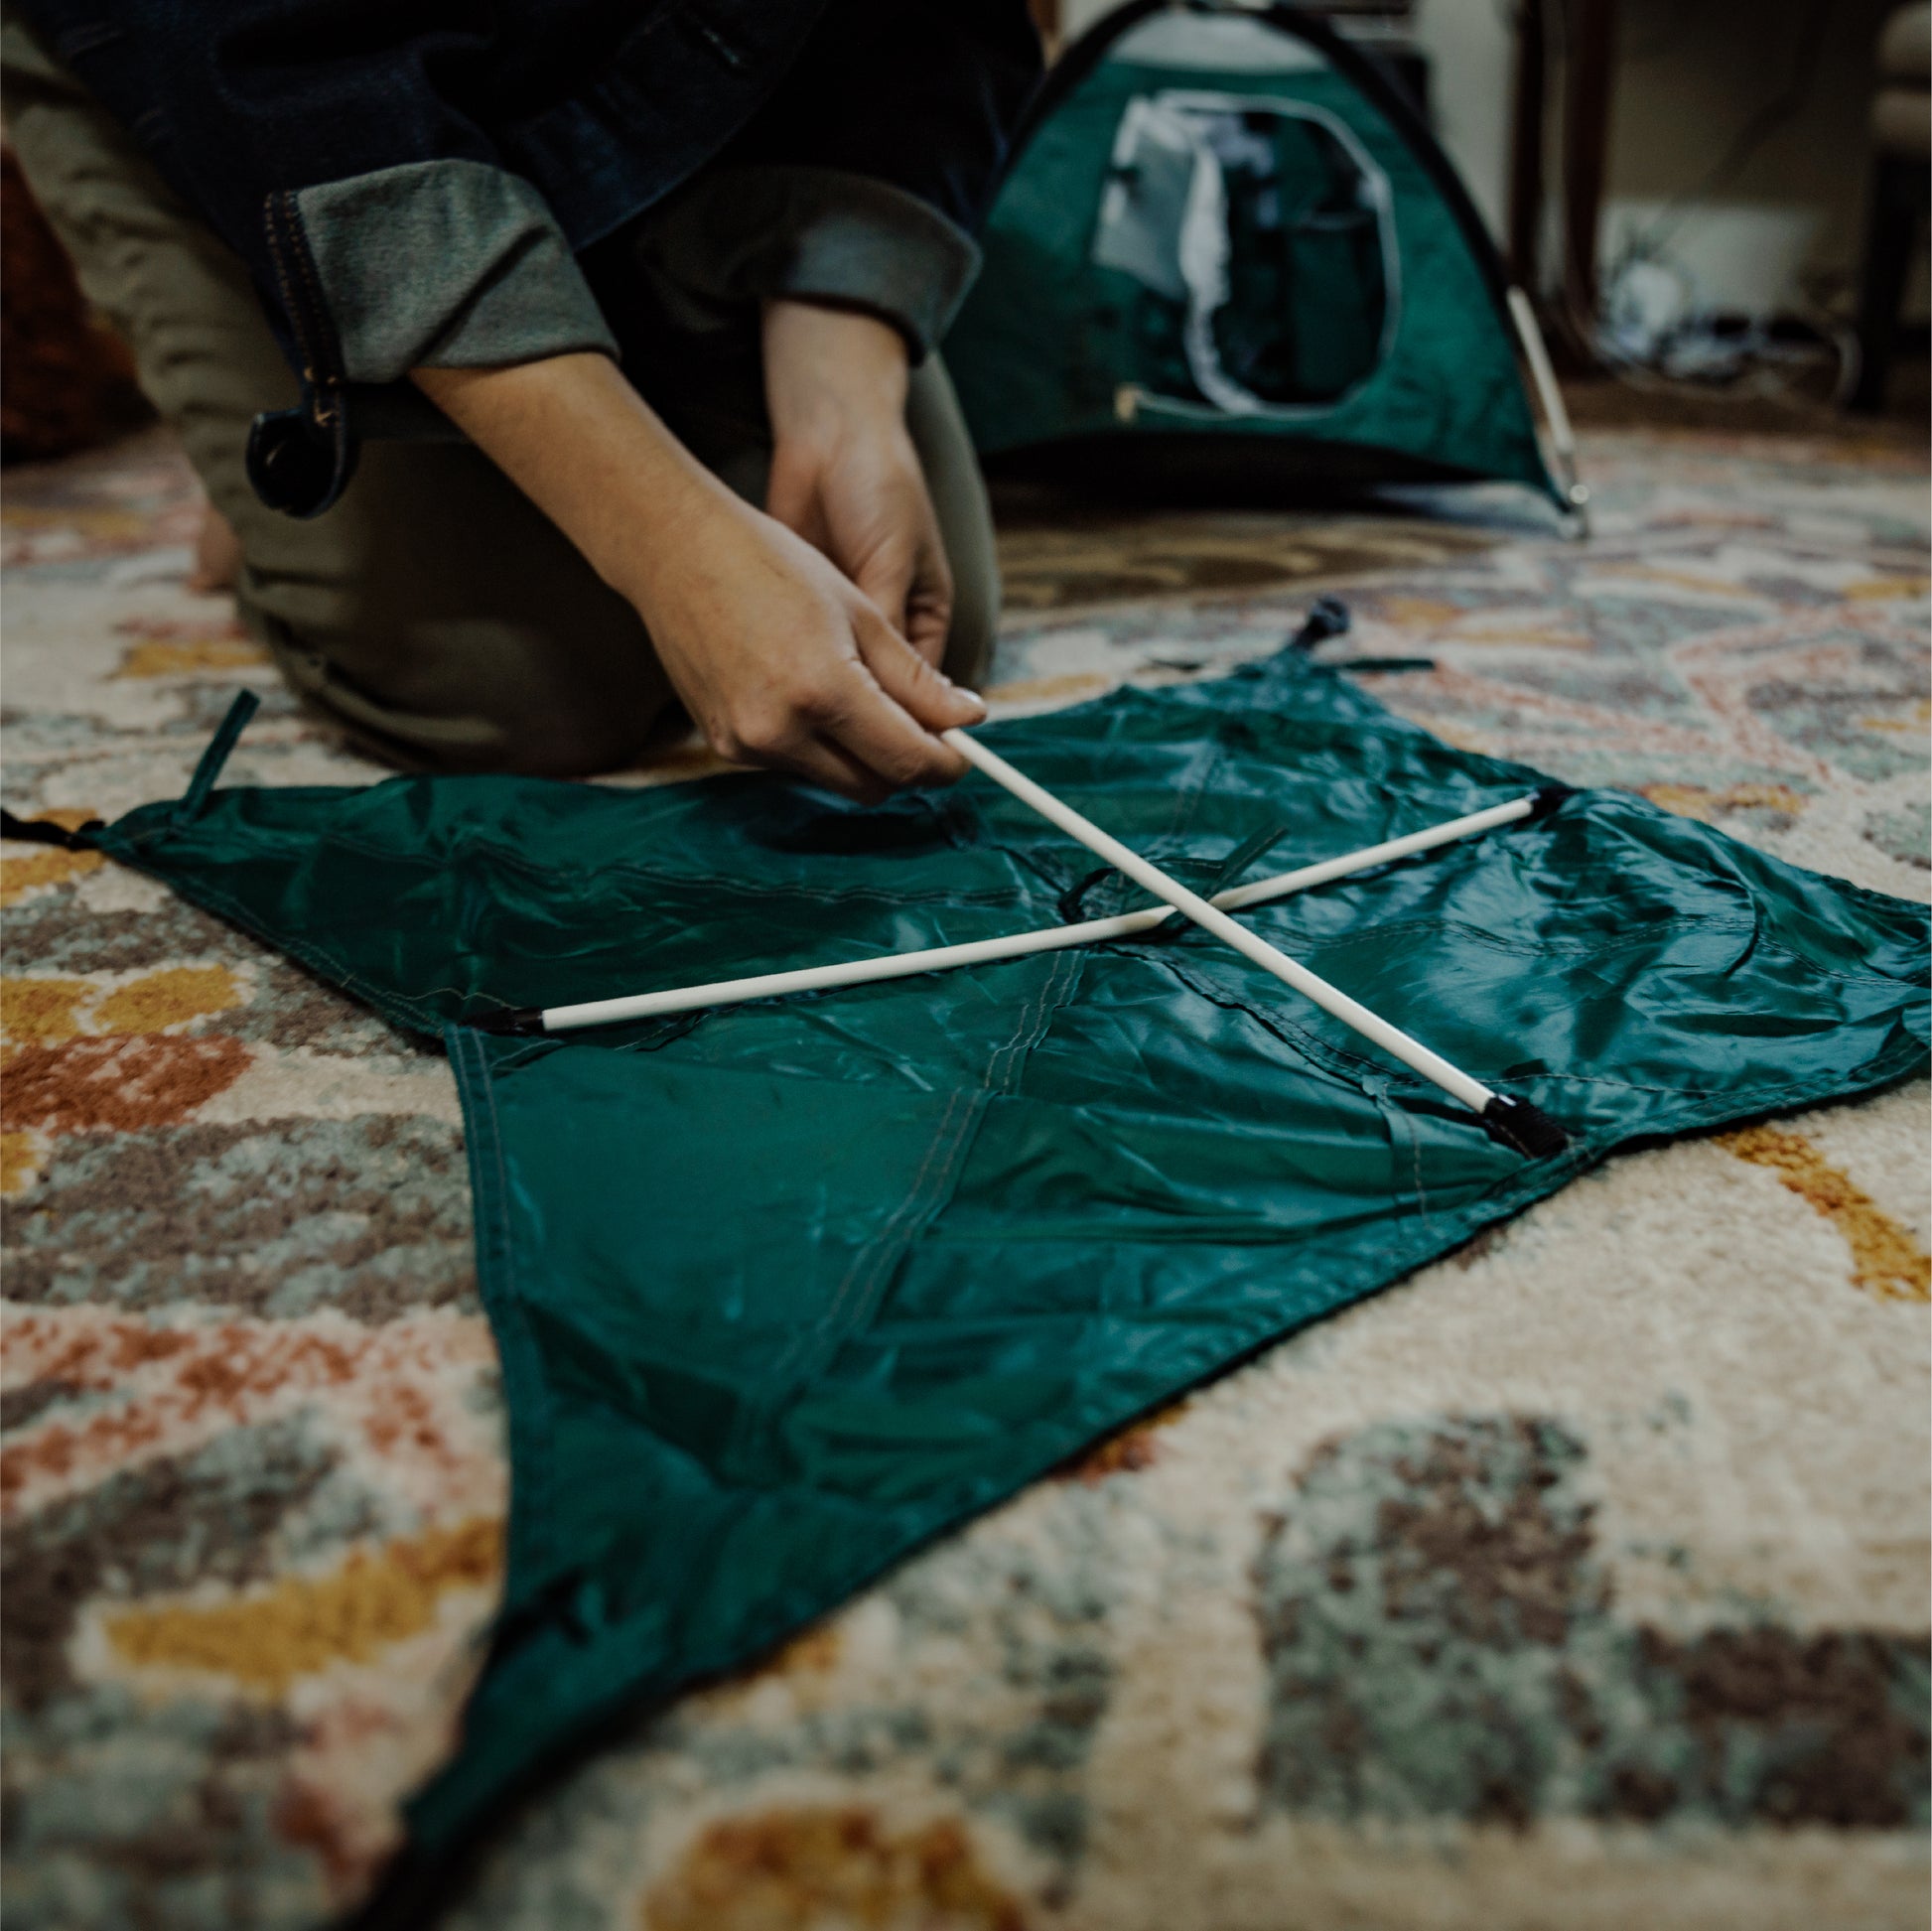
759, 301, 956, 665
412, 353, 720, 610
761, 301, 907, 453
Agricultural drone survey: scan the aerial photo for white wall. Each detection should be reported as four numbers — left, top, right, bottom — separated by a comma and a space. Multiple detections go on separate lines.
1061, 0, 1121, 36
1409, 0, 1516, 242
1599, 0, 1903, 315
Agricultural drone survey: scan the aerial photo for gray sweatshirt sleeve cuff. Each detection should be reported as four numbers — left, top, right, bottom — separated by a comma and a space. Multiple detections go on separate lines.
636, 166, 983, 359
292, 160, 618, 382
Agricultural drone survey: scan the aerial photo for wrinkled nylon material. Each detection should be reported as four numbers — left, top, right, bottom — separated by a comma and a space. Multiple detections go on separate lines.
95, 653, 1929, 1878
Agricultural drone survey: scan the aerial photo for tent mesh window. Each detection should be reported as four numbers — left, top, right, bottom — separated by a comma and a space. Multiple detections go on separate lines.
1099, 92, 1394, 413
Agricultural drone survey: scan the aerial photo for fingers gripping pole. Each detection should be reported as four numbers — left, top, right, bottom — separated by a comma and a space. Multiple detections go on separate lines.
940, 729, 1568, 1155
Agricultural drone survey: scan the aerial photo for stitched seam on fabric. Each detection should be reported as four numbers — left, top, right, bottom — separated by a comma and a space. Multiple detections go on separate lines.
1163, 950, 1927, 1107
1753, 934, 1932, 989
1154, 953, 1415, 1096
714, 1084, 986, 1478
457, 1044, 1932, 1845
734, 946, 1089, 1447
811, 949, 1077, 1343
1402, 1099, 1431, 1217
123, 819, 1036, 917
1149, 731, 1228, 871
450, 1028, 555, 1586
986, 945, 1085, 1099
1534, 1064, 1918, 1096
1289, 917, 1928, 988
1079, 727, 1230, 921
443, 839, 1035, 913
1239, 911, 1748, 961
822, 1087, 983, 1339
93, 842, 454, 1034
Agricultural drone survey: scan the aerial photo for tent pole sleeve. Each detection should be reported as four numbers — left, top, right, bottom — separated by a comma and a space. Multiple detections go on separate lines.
943, 730, 1499, 1116
523, 794, 1541, 1034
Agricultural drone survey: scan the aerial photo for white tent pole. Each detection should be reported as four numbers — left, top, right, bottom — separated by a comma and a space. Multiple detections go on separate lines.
1506, 286, 1591, 535
505, 741, 1570, 1157
525, 793, 1542, 1034
942, 729, 1500, 1115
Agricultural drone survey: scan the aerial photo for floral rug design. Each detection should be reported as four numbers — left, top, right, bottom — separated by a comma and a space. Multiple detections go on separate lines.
2, 426, 1926, 1930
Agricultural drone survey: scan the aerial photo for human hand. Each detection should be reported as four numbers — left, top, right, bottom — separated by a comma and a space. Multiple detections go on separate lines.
761, 301, 954, 668
413, 352, 981, 800
626, 478, 981, 802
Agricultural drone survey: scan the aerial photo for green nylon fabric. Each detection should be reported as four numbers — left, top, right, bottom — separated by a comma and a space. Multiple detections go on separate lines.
945, 32, 1561, 502
95, 654, 1928, 1894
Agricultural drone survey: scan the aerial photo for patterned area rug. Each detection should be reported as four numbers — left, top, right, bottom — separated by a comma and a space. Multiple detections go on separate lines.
3, 425, 1927, 1931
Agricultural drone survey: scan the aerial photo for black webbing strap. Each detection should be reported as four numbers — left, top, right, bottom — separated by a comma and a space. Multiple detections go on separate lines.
0, 809, 102, 850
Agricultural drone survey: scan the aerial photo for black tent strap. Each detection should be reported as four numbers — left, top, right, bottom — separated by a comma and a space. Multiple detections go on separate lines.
1, 809, 102, 850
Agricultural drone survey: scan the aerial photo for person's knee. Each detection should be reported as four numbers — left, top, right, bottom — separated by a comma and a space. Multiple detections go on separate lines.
941, 544, 998, 692
908, 356, 1000, 692
236, 440, 677, 775
251, 597, 674, 777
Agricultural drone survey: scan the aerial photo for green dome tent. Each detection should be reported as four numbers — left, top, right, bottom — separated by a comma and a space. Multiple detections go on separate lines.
946, 1, 1587, 524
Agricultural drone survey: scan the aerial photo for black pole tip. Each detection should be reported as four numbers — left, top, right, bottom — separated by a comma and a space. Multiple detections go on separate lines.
1480, 1093, 1570, 1159
472, 1006, 545, 1036
1525, 783, 1575, 822
1289, 596, 1352, 651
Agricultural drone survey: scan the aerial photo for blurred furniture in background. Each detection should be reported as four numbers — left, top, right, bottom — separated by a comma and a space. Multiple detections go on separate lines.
1852, 1, 1930, 411
1506, 0, 1620, 334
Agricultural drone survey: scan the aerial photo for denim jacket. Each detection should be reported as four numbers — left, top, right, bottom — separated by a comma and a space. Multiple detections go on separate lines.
14, 0, 1040, 511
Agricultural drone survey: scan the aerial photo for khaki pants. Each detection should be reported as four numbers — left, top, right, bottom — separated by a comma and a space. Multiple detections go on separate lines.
1, 14, 1000, 775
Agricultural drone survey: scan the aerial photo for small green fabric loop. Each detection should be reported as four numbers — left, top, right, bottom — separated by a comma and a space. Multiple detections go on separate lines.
177, 690, 261, 822
1199, 818, 1293, 899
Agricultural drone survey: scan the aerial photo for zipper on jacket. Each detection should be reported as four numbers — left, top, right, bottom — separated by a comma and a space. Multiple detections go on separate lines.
263, 189, 345, 427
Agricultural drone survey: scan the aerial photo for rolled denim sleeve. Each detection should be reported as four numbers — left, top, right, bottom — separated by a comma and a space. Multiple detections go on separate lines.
293, 161, 618, 382
637, 164, 980, 359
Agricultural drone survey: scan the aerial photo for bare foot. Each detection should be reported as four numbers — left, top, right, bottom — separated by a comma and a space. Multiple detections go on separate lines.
188, 501, 241, 593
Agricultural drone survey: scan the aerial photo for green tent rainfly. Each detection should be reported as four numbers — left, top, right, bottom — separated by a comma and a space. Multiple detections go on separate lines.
945, 3, 1583, 518
68, 648, 1929, 1915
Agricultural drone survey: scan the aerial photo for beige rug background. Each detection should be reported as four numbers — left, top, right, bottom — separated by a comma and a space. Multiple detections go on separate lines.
2, 422, 1926, 1929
